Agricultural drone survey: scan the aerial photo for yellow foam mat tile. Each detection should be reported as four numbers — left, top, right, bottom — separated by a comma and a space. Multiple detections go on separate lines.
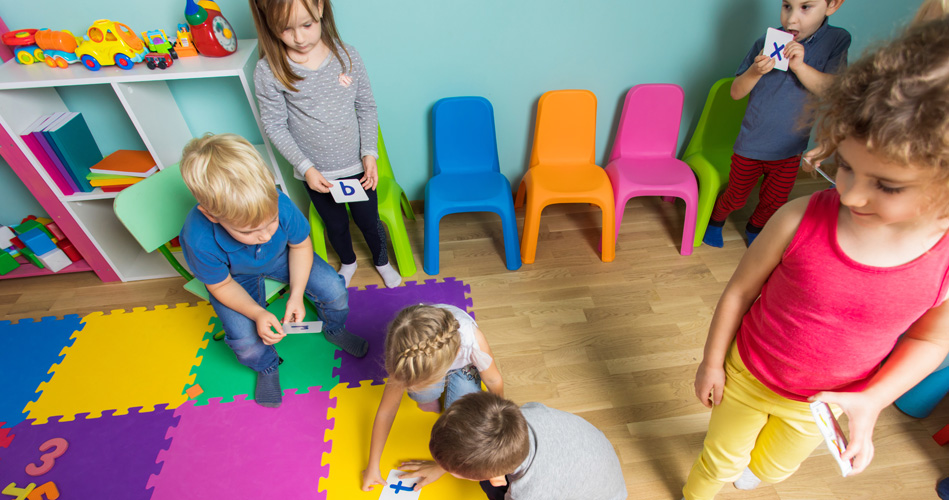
321, 381, 486, 499
24, 304, 212, 423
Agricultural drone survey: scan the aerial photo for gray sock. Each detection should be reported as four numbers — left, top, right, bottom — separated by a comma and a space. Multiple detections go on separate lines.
324, 328, 369, 358
255, 368, 282, 408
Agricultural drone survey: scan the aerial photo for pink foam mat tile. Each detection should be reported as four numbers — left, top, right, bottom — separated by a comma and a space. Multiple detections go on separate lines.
146, 387, 334, 500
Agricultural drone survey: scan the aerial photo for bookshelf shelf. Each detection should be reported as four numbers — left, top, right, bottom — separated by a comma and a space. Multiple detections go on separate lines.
0, 39, 288, 282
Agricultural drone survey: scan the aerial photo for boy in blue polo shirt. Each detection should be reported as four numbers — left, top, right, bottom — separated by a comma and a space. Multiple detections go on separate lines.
702, 0, 850, 247
178, 133, 369, 408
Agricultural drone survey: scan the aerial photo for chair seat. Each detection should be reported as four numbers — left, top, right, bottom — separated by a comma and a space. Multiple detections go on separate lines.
524, 163, 612, 195
607, 158, 697, 190
183, 277, 286, 303
427, 172, 512, 205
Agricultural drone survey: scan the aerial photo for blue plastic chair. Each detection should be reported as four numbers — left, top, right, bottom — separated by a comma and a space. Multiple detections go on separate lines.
424, 96, 521, 275
894, 353, 949, 418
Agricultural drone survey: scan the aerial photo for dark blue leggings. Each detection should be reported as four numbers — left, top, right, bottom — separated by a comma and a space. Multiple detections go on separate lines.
304, 174, 389, 266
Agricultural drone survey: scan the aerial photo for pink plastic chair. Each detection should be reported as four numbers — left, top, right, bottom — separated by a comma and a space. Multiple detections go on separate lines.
605, 84, 697, 256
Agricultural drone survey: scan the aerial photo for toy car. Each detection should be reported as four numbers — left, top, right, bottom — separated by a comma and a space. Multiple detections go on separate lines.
2, 29, 45, 65
141, 29, 178, 59
75, 19, 147, 71
145, 52, 173, 70
35, 30, 81, 68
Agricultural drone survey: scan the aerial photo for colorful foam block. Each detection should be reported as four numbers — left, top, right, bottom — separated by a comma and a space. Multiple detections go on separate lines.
45, 222, 65, 241
0, 225, 14, 248
38, 248, 71, 272
19, 246, 44, 269
57, 239, 81, 262
19, 227, 57, 255
0, 251, 19, 275
14, 219, 47, 237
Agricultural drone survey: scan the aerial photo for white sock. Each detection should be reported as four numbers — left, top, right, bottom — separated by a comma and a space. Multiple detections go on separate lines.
376, 262, 401, 288
338, 262, 357, 288
733, 466, 762, 490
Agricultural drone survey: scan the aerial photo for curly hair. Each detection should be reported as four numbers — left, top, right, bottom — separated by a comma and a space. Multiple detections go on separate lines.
429, 392, 530, 480
811, 17, 949, 208
384, 305, 462, 389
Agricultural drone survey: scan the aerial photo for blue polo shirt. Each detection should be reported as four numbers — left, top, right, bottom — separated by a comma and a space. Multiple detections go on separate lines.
733, 19, 851, 161
179, 191, 310, 285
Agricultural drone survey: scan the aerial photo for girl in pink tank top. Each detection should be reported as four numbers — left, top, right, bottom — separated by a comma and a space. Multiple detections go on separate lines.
685, 18, 949, 500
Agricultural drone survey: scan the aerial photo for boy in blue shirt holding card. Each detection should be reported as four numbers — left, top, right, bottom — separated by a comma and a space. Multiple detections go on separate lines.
702, 0, 850, 247
178, 133, 369, 408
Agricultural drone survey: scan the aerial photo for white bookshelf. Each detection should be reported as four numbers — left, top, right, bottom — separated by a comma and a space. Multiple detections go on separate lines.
0, 39, 288, 282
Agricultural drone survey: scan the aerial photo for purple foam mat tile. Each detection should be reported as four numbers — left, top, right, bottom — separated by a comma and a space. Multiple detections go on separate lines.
146, 388, 334, 500
0, 405, 178, 499
334, 278, 473, 388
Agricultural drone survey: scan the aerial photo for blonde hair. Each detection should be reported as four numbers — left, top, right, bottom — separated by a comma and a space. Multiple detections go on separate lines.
179, 133, 279, 227
811, 17, 949, 211
384, 305, 462, 389
250, 0, 351, 92
429, 392, 530, 480
912, 0, 949, 26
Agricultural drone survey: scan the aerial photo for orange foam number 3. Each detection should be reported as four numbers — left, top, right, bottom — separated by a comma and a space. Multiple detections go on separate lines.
24, 438, 68, 477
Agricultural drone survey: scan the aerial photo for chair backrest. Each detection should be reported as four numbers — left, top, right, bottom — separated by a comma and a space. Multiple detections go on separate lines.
529, 89, 597, 167
432, 96, 500, 176
376, 123, 396, 181
113, 163, 196, 253
682, 77, 749, 162
608, 84, 684, 162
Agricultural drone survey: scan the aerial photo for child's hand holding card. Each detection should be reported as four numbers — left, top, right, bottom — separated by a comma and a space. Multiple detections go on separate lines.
764, 27, 795, 72
378, 470, 421, 499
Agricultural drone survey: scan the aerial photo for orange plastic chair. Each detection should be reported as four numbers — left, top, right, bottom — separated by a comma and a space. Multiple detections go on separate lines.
514, 89, 615, 264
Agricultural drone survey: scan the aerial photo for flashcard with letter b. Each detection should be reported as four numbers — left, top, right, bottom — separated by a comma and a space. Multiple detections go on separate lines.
329, 178, 369, 203
764, 27, 794, 72
379, 470, 421, 499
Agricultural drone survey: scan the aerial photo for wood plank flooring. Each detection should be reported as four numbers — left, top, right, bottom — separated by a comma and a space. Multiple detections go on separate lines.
3, 173, 948, 499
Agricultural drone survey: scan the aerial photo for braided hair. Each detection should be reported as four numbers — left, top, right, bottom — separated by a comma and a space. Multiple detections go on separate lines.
384, 305, 462, 389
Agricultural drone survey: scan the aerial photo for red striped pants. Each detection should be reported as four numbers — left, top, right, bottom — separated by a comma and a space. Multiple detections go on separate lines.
711, 153, 801, 229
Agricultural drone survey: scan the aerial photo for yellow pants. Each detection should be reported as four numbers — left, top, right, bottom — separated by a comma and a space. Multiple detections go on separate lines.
683, 343, 835, 500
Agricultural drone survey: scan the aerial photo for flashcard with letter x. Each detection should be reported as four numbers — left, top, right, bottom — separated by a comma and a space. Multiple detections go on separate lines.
330, 178, 369, 203
764, 27, 794, 72
379, 470, 421, 499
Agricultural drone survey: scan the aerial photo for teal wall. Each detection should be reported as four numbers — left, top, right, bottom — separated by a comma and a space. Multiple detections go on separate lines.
1, 0, 920, 205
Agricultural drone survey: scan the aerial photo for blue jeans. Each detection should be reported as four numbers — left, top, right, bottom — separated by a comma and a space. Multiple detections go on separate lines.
208, 251, 348, 374
407, 364, 482, 409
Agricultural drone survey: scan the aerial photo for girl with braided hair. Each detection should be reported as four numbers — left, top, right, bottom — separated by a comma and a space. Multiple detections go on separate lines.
361, 303, 503, 492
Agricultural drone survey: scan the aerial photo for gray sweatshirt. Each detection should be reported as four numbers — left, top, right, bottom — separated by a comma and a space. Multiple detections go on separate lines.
506, 402, 628, 500
254, 43, 378, 181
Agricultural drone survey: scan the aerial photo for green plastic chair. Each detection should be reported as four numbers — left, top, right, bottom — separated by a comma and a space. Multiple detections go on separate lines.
114, 163, 287, 303
682, 77, 749, 247
308, 124, 417, 277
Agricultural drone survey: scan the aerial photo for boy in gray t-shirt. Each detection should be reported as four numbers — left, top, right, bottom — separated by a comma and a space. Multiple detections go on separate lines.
401, 392, 627, 500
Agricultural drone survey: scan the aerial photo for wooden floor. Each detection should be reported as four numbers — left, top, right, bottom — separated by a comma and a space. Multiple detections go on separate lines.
3, 174, 948, 499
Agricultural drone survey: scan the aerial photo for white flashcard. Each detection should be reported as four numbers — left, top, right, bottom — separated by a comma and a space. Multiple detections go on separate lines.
764, 27, 794, 72
379, 470, 421, 499
283, 321, 323, 334
810, 401, 853, 477
329, 178, 369, 203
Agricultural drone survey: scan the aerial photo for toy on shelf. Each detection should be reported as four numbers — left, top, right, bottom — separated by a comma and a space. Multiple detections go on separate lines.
141, 29, 178, 69
35, 30, 82, 68
0, 217, 79, 275
76, 19, 147, 71
2, 29, 45, 65
184, 0, 237, 57
173, 24, 198, 57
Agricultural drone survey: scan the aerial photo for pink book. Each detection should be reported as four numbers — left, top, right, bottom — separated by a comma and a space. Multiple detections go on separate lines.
26, 112, 79, 195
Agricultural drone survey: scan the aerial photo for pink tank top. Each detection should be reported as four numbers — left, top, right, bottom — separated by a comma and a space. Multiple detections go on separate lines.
738, 189, 949, 401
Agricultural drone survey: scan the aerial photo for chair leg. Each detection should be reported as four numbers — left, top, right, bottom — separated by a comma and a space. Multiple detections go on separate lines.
498, 206, 522, 271
381, 212, 417, 278
614, 196, 629, 245
308, 203, 329, 262
423, 210, 441, 275
514, 181, 526, 208
400, 192, 416, 221
681, 196, 697, 256
693, 181, 720, 248
599, 202, 616, 263
520, 198, 543, 264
